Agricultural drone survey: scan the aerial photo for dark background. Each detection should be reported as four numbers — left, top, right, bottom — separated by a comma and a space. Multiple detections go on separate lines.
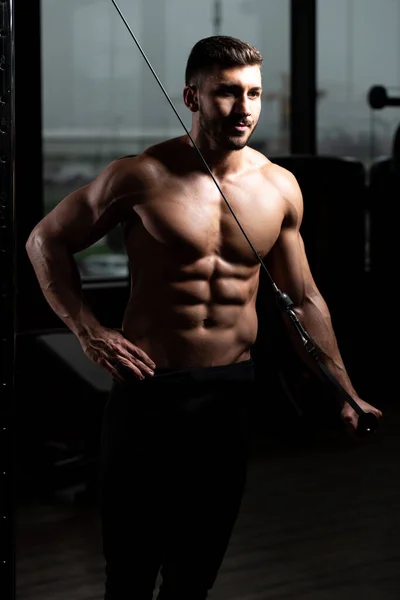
2, 1, 399, 599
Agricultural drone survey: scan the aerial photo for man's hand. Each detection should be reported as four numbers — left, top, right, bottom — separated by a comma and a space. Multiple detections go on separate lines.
79, 326, 156, 383
341, 398, 383, 433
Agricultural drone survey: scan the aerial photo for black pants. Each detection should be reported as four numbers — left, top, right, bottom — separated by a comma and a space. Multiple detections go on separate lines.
99, 358, 255, 600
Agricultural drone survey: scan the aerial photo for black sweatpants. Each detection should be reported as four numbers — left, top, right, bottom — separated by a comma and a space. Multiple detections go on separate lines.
99, 358, 255, 600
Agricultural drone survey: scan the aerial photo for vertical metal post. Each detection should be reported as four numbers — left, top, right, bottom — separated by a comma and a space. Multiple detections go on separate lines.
290, 0, 317, 154
13, 0, 44, 333
0, 0, 15, 598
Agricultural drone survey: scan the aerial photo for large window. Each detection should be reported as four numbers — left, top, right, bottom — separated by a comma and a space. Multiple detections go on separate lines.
40, 0, 290, 280
317, 0, 400, 164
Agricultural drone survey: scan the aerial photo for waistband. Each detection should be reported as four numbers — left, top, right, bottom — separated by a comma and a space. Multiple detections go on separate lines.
113, 358, 255, 390
152, 358, 255, 383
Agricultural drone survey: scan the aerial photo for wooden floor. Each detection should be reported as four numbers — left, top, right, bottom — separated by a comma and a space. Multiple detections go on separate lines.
16, 392, 400, 600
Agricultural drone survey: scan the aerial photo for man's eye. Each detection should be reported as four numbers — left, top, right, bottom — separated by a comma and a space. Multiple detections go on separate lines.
249, 91, 260, 98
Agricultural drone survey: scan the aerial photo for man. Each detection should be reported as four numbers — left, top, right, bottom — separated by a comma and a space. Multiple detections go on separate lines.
26, 36, 382, 599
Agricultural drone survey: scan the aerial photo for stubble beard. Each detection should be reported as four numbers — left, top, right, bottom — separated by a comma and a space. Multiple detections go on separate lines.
199, 108, 257, 151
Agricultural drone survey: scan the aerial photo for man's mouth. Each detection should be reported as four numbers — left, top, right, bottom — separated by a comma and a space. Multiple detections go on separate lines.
231, 122, 251, 131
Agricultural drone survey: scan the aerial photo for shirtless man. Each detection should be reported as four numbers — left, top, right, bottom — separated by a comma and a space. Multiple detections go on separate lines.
26, 36, 382, 600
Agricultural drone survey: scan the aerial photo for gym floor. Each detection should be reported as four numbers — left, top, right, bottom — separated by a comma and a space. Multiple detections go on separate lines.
15, 391, 400, 600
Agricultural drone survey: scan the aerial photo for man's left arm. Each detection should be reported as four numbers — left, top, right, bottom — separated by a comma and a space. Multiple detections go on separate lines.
265, 166, 382, 430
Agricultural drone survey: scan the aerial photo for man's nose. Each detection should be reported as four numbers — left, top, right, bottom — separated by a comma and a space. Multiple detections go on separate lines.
235, 95, 251, 116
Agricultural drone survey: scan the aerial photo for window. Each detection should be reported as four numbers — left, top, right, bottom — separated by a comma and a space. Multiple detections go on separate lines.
41, 0, 290, 280
317, 0, 400, 164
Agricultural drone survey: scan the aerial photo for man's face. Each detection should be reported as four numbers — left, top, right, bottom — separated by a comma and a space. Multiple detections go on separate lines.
195, 64, 262, 151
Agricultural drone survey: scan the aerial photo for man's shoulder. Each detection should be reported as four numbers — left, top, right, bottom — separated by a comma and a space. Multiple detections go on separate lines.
260, 159, 300, 198
247, 145, 269, 167
107, 143, 177, 183
255, 157, 303, 221
128, 136, 187, 177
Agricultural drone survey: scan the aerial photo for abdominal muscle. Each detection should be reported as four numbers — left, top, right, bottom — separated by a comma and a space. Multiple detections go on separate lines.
121, 269, 259, 369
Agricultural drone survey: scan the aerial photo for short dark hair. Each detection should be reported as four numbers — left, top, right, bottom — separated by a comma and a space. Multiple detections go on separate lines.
185, 35, 263, 86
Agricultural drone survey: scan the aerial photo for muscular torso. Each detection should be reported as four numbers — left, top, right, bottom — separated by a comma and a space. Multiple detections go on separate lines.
120, 138, 287, 368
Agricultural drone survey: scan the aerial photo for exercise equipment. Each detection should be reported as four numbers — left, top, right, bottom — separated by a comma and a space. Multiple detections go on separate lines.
368, 85, 400, 110
367, 84, 400, 167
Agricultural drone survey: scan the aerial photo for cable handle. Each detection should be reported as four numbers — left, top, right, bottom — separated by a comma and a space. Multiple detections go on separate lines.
274, 289, 378, 437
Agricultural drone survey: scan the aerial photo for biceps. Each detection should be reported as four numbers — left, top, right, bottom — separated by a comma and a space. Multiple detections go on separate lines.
30, 185, 121, 254
265, 229, 315, 304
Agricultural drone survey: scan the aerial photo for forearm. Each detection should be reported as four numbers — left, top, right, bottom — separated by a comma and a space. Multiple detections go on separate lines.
26, 235, 102, 339
292, 292, 358, 401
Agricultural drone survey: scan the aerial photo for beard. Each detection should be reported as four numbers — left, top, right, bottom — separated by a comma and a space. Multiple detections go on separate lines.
199, 108, 257, 151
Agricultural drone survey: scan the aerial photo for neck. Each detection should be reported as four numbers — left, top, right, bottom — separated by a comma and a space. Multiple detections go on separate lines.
185, 128, 247, 178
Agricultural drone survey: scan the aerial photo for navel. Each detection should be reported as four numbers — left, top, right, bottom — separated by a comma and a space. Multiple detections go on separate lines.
202, 317, 216, 328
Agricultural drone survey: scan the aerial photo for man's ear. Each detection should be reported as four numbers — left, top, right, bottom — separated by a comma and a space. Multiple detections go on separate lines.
183, 85, 199, 112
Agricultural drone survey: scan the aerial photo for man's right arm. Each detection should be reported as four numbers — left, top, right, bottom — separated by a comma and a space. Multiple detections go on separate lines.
26, 155, 157, 382
25, 158, 137, 339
